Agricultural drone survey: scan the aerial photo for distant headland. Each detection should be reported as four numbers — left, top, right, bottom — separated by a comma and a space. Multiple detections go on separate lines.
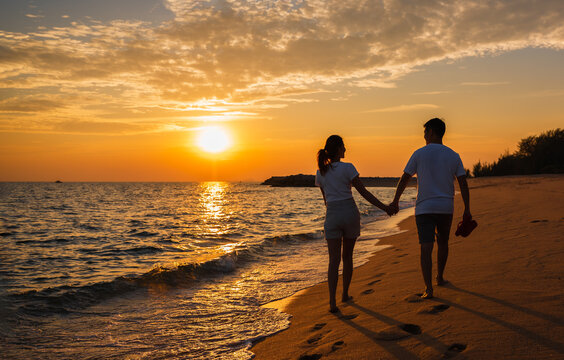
261, 174, 416, 187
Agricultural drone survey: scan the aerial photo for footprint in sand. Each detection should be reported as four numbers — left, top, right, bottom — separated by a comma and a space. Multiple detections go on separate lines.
362, 289, 375, 295
397, 254, 408, 258
531, 219, 548, 223
311, 323, 326, 331
373, 326, 410, 341
307, 333, 324, 344
331, 340, 345, 352
418, 304, 450, 314
404, 294, 424, 303
400, 324, 422, 335
298, 354, 322, 360
340, 314, 358, 320
442, 343, 467, 358
367, 279, 381, 285
373, 323, 421, 340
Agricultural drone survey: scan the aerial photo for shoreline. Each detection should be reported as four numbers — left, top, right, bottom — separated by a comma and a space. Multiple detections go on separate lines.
259, 207, 415, 320
251, 175, 564, 359
260, 207, 416, 315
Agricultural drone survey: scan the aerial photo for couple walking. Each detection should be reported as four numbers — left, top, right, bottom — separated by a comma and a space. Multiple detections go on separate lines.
315, 118, 471, 313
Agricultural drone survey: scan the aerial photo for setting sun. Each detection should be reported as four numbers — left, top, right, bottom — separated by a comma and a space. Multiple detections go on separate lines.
197, 127, 232, 153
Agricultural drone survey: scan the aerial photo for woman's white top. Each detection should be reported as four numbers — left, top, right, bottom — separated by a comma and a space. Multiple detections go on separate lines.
315, 161, 359, 203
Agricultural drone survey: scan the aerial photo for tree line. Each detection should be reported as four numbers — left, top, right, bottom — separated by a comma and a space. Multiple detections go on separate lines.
473, 128, 564, 177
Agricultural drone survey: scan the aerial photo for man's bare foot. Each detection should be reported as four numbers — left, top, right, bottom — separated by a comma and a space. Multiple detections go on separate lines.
342, 295, 353, 302
421, 290, 434, 299
436, 277, 449, 286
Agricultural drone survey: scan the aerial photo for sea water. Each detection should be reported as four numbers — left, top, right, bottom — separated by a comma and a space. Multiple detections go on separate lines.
0, 182, 415, 359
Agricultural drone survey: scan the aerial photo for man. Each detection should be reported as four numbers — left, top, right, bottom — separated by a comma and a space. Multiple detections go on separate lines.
391, 118, 471, 299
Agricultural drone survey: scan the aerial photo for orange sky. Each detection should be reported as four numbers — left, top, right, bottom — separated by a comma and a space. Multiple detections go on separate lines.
1, 1, 563, 181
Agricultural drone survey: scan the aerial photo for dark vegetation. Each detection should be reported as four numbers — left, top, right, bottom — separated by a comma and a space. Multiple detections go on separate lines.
473, 129, 564, 177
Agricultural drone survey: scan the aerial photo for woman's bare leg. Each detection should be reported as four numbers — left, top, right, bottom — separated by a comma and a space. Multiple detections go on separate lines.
341, 237, 357, 302
326, 237, 342, 312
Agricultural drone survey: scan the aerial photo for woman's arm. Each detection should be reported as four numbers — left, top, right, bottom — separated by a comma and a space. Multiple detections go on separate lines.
351, 176, 394, 216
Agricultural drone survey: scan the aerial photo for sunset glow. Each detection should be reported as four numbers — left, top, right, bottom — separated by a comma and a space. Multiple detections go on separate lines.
0, 1, 562, 181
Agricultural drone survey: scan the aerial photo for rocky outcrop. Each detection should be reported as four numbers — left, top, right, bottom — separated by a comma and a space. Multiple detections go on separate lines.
261, 174, 416, 187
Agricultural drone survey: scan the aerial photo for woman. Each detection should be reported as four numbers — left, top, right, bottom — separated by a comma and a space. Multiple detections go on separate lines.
316, 135, 394, 313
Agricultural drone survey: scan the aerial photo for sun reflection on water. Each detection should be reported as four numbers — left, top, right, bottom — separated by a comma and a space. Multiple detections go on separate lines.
197, 181, 229, 235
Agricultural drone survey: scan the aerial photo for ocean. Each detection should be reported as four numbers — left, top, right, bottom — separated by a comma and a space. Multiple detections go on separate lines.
0, 182, 416, 359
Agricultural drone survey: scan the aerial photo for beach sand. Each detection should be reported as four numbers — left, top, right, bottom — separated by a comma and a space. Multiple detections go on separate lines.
252, 175, 564, 359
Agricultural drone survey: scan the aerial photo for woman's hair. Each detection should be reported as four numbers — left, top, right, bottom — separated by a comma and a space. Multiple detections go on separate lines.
317, 135, 344, 175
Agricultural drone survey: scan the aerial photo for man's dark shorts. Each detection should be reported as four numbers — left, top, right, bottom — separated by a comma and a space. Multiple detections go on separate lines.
415, 214, 453, 244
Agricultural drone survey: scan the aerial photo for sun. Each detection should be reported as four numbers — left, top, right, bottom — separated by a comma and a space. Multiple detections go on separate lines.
196, 126, 232, 153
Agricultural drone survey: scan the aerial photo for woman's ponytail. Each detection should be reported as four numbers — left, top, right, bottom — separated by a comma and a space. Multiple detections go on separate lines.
317, 148, 330, 175
317, 135, 344, 175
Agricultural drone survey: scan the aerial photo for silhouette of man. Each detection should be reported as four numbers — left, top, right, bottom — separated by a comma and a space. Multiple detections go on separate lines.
391, 118, 471, 299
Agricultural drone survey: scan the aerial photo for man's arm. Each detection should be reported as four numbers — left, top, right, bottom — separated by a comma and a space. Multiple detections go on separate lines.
390, 172, 413, 212
457, 175, 471, 220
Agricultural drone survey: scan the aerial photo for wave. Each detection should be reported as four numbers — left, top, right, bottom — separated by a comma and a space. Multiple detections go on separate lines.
6, 230, 323, 317
4, 201, 412, 319
129, 230, 160, 237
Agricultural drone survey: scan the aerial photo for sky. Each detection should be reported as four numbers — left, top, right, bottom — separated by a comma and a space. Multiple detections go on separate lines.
0, 0, 563, 182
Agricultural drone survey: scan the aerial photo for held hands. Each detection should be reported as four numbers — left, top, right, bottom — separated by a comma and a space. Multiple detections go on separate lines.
383, 205, 395, 217
383, 201, 400, 217
389, 201, 400, 216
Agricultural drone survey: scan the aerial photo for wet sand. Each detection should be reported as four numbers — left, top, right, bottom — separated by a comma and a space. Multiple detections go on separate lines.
252, 175, 564, 359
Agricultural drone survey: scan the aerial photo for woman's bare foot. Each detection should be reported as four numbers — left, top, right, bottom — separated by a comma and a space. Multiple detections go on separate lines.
329, 306, 340, 313
342, 295, 353, 302
421, 289, 434, 299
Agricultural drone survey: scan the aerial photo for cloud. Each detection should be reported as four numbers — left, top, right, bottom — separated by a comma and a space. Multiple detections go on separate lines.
1, 0, 563, 133
363, 104, 439, 113
352, 79, 397, 89
460, 81, 510, 86
0, 97, 65, 112
413, 91, 451, 95
52, 120, 157, 135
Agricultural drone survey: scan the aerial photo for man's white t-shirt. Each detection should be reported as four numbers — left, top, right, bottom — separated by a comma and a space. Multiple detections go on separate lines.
315, 162, 359, 203
404, 143, 466, 215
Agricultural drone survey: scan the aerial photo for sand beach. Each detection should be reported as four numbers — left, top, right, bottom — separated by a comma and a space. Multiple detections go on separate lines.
252, 175, 564, 359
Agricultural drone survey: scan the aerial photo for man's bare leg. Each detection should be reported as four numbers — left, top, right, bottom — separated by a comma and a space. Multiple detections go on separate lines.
420, 242, 434, 298
436, 215, 452, 286
436, 240, 448, 285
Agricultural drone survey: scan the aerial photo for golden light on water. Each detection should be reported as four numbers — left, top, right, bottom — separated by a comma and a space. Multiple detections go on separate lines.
196, 126, 232, 154
198, 181, 229, 234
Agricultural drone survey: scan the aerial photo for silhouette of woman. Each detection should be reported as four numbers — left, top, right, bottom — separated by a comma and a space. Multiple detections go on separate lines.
316, 135, 395, 313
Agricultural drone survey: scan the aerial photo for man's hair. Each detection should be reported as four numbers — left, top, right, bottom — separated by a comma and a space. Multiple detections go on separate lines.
424, 118, 446, 138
